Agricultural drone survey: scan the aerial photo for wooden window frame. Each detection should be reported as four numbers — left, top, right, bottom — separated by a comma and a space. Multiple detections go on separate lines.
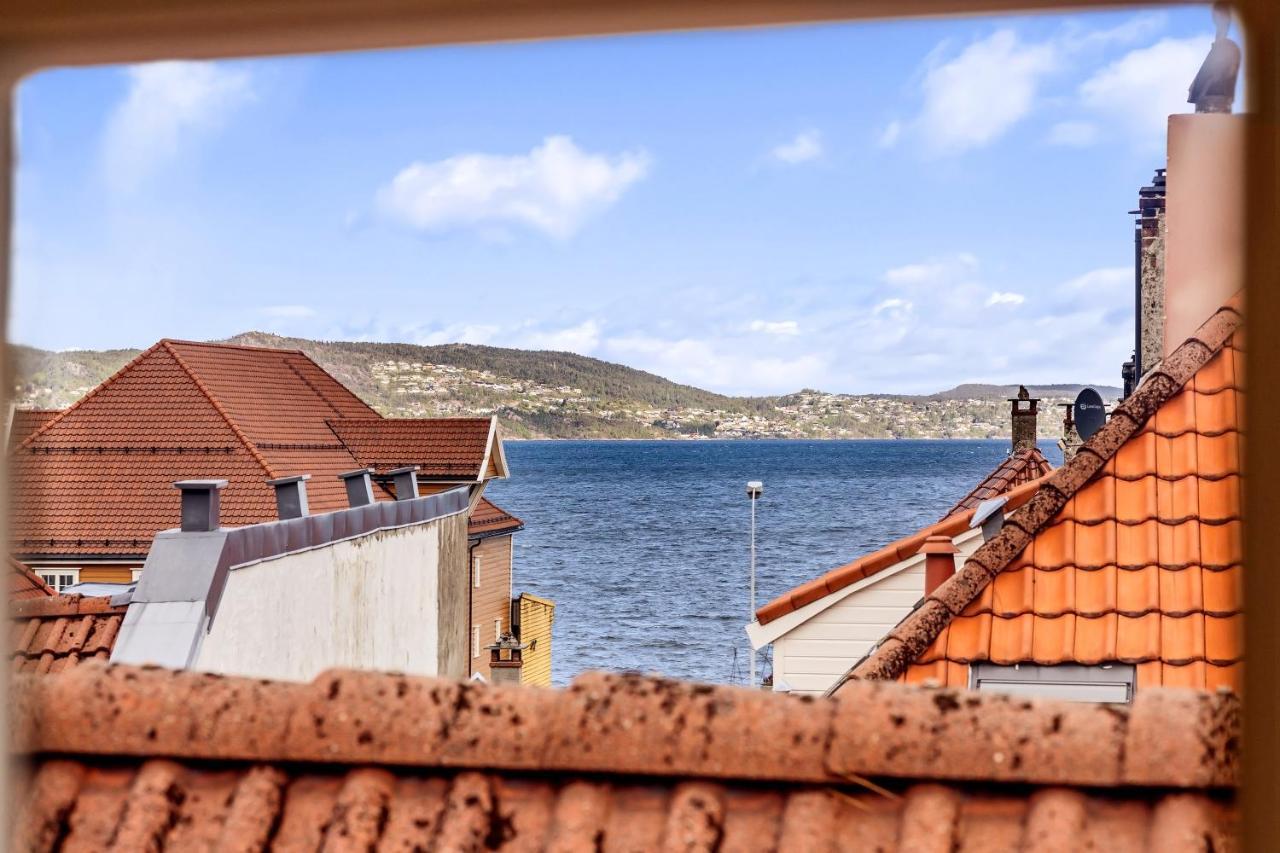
35, 567, 80, 592
0, 1, 1275, 845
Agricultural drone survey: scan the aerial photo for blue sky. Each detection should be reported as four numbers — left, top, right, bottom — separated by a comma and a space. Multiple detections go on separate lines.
12, 6, 1220, 394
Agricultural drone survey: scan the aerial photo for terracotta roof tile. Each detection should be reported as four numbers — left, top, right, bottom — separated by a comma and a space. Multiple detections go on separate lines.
943, 446, 1054, 519
327, 416, 494, 478
9, 664, 1240, 849
9, 557, 54, 600
470, 497, 525, 537
841, 298, 1245, 693
10, 595, 127, 674
7, 408, 60, 452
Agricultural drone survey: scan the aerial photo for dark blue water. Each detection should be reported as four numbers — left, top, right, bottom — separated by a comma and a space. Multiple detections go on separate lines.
485, 439, 1062, 686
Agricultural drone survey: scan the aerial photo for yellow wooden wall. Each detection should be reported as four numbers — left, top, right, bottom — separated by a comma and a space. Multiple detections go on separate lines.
517, 592, 555, 687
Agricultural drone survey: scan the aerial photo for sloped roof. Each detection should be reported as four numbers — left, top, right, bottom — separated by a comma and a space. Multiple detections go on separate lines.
10, 664, 1239, 849
839, 296, 1244, 694
755, 475, 1046, 627
11, 340, 505, 558
7, 408, 60, 451
943, 446, 1053, 519
470, 497, 524, 538
10, 557, 54, 600
327, 416, 497, 478
10, 595, 126, 673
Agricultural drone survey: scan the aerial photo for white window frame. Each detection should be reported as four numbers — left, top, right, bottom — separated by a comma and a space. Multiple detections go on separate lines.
472, 625, 481, 659
35, 568, 80, 592
970, 662, 1136, 704
495, 618, 502, 641
131, 568, 143, 582
473, 555, 482, 588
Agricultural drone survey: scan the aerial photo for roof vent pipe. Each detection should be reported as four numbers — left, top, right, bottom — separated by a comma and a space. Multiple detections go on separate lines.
267, 474, 311, 519
921, 534, 961, 596
173, 479, 228, 533
338, 468, 376, 508
388, 465, 421, 501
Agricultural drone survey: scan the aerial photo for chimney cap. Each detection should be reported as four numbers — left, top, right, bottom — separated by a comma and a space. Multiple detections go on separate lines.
173, 479, 228, 491
337, 468, 375, 481
920, 534, 959, 556
266, 474, 310, 486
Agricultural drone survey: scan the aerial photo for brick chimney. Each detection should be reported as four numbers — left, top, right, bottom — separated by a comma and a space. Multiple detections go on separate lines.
1058, 403, 1083, 463
173, 479, 228, 532
267, 474, 310, 519
921, 534, 960, 595
486, 634, 527, 685
1132, 168, 1167, 385
1008, 386, 1039, 453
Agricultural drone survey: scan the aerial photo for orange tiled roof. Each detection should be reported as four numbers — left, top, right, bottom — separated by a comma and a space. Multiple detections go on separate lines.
755, 476, 1046, 626
10, 664, 1239, 849
10, 595, 126, 674
470, 497, 524, 537
7, 408, 60, 452
11, 339, 502, 559
943, 446, 1053, 519
10, 557, 54, 600
327, 416, 494, 478
842, 296, 1244, 694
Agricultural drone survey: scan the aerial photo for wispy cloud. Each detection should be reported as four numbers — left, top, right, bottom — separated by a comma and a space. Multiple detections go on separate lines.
748, 319, 800, 336
1046, 120, 1101, 147
101, 61, 253, 192
261, 305, 316, 319
986, 291, 1025, 306
376, 135, 650, 240
878, 121, 902, 149
770, 130, 823, 164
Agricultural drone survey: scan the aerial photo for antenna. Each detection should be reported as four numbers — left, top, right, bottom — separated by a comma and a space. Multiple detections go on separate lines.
746, 481, 764, 688
1073, 388, 1106, 441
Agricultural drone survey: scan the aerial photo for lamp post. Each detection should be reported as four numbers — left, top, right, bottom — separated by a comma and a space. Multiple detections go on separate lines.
746, 480, 764, 687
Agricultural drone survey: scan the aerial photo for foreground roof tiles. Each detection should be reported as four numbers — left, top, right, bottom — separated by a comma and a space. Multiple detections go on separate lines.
10, 663, 1239, 850
756, 476, 1046, 626
11, 339, 505, 558
10, 595, 126, 674
943, 446, 1054, 519
841, 297, 1244, 694
9, 557, 54, 601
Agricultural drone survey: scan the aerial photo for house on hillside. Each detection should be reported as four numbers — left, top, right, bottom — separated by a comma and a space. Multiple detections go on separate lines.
9, 339, 549, 680
838, 111, 1245, 700
747, 398, 1053, 695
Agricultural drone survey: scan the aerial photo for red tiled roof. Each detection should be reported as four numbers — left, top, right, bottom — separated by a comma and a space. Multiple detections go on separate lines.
327, 416, 494, 478
8, 408, 60, 451
943, 446, 1053, 519
842, 296, 1244, 694
11, 339, 502, 558
755, 476, 1046, 626
10, 595, 126, 674
10, 664, 1239, 849
10, 557, 54, 600
470, 497, 524, 537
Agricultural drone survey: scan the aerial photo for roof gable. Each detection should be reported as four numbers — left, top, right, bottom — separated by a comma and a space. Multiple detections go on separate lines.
943, 446, 1053, 519
327, 416, 499, 479
10, 558, 54, 600
839, 297, 1244, 694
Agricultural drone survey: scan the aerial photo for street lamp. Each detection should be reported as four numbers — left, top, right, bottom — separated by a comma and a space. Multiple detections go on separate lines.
746, 480, 764, 686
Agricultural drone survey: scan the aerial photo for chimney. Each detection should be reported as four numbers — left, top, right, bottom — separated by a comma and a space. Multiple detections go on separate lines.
173, 479, 228, 533
388, 465, 420, 501
1008, 386, 1039, 453
337, 468, 375, 508
1058, 403, 1083, 463
921, 534, 960, 595
486, 633, 527, 686
1132, 168, 1167, 385
267, 474, 310, 519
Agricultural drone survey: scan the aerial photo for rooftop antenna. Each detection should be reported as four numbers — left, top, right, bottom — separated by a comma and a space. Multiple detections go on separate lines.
746, 480, 764, 687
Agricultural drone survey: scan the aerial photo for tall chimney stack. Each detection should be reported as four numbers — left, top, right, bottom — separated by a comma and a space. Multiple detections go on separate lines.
174, 479, 228, 533
1009, 386, 1039, 453
337, 468, 376, 508
267, 474, 310, 519
921, 535, 960, 595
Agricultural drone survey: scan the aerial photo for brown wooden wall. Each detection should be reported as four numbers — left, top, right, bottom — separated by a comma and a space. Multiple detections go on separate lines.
469, 535, 513, 679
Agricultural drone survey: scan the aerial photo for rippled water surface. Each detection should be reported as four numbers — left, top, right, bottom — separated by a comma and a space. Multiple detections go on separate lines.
485, 439, 1061, 686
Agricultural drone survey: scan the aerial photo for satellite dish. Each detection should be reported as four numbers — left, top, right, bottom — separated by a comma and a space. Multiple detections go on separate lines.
1073, 388, 1106, 441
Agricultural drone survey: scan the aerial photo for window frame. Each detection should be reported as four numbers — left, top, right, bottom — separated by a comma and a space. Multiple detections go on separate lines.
35, 567, 80, 592
969, 662, 1136, 704
471, 625, 481, 659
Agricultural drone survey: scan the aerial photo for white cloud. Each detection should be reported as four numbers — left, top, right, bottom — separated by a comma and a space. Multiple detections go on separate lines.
603, 333, 828, 395
415, 323, 501, 346
517, 319, 602, 354
917, 30, 1058, 154
985, 291, 1025, 307
883, 253, 976, 286
873, 298, 913, 315
102, 61, 253, 192
748, 319, 800, 336
878, 121, 902, 149
376, 135, 649, 240
770, 130, 823, 164
1046, 120, 1100, 147
1079, 35, 1212, 149
260, 305, 316, 318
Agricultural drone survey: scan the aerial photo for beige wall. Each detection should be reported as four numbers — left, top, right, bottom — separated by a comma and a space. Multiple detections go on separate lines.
1164, 114, 1246, 356
196, 511, 469, 681
469, 534, 513, 678
518, 592, 555, 687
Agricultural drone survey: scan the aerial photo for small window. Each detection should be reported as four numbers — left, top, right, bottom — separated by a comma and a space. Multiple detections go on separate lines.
970, 662, 1136, 704
130, 568, 142, 582
36, 568, 80, 592
495, 618, 502, 640
472, 625, 481, 658
473, 556, 481, 588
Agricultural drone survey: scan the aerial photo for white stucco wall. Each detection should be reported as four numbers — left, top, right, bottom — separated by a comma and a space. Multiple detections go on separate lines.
195, 518, 448, 682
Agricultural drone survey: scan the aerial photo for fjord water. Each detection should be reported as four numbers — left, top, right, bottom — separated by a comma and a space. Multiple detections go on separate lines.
485, 439, 1062, 686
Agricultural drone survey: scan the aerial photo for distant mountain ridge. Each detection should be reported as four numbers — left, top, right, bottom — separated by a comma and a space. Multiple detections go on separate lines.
10, 332, 1121, 440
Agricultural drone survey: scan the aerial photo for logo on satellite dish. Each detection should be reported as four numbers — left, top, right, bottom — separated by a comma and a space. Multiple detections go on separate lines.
1073, 388, 1106, 441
